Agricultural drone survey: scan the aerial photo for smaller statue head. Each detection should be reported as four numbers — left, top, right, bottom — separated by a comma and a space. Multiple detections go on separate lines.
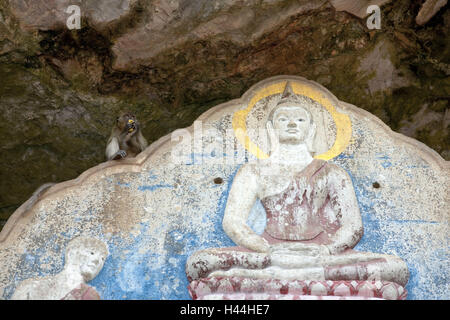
65, 237, 109, 282
267, 82, 317, 152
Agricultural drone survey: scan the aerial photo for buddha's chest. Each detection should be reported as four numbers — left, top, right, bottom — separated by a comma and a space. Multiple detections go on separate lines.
260, 173, 333, 240
261, 175, 312, 218
258, 175, 296, 199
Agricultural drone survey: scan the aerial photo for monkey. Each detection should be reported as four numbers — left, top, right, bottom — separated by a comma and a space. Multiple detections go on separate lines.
105, 112, 148, 161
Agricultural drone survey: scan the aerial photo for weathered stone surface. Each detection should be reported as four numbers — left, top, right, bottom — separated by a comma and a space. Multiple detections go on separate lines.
416, 0, 448, 25
358, 39, 416, 94
9, 0, 135, 31
111, 0, 327, 71
0, 76, 448, 300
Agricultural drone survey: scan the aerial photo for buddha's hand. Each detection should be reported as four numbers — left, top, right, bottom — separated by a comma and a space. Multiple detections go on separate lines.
270, 243, 331, 256
246, 234, 270, 253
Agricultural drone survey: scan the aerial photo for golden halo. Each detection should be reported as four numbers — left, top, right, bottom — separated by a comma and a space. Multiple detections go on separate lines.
232, 81, 352, 160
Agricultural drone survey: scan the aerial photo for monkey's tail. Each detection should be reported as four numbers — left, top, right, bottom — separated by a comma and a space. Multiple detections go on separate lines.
23, 183, 56, 213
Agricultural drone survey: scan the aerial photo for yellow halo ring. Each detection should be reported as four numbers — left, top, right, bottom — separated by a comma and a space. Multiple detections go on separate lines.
232, 81, 352, 160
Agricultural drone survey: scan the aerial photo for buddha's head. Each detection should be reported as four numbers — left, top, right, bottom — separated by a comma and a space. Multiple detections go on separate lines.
267, 82, 316, 149
65, 237, 109, 282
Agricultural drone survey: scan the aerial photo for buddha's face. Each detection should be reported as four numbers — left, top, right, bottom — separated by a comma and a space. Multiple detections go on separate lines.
272, 106, 311, 145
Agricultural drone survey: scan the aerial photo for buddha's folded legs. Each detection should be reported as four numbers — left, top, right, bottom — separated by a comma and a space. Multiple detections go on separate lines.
186, 248, 270, 282
324, 253, 409, 287
186, 249, 409, 287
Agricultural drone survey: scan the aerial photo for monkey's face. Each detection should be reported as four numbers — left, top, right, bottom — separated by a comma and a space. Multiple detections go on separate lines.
116, 112, 139, 134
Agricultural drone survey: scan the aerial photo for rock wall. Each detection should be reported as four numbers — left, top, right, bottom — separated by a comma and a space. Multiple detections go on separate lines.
0, 0, 449, 228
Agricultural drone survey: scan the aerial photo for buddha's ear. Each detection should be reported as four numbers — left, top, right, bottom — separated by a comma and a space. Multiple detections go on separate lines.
64, 247, 77, 267
266, 121, 279, 157
306, 121, 317, 155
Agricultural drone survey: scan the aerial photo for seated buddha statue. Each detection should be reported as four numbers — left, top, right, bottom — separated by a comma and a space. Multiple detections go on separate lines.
185, 82, 409, 294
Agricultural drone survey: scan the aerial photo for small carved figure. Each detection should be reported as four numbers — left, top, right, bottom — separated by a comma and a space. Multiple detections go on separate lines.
11, 237, 108, 300
105, 111, 148, 161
